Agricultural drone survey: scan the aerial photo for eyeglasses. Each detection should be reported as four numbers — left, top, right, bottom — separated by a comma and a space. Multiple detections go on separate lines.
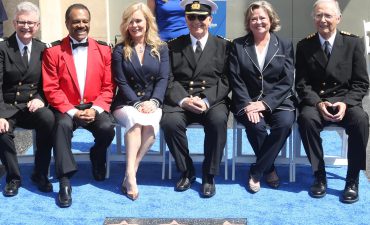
314, 13, 335, 20
186, 14, 208, 22
16, 21, 38, 28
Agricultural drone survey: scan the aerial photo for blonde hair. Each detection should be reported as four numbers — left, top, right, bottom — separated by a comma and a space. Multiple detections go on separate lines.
244, 1, 281, 33
119, 2, 163, 61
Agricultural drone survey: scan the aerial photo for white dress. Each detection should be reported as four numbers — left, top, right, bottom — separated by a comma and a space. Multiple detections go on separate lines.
113, 106, 162, 136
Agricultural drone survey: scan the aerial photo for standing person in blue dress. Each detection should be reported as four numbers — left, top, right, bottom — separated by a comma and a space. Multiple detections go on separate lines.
148, 0, 189, 41
111, 2, 169, 201
229, 1, 295, 193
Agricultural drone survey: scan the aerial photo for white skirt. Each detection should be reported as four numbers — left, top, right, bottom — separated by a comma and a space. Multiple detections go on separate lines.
113, 106, 162, 136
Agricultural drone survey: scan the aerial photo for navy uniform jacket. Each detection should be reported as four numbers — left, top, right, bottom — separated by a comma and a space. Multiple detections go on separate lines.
163, 34, 230, 112
295, 31, 369, 108
111, 43, 169, 110
0, 32, 46, 119
229, 32, 295, 115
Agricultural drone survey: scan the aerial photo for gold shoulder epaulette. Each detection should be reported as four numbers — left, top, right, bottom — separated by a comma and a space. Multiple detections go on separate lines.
217, 35, 231, 42
96, 40, 113, 48
340, 31, 359, 37
166, 37, 178, 43
305, 33, 316, 39
46, 40, 61, 48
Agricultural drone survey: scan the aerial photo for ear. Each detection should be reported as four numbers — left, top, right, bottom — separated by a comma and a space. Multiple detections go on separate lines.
12, 20, 17, 29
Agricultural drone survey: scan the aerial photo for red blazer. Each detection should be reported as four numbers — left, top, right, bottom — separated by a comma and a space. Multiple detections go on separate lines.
42, 37, 114, 113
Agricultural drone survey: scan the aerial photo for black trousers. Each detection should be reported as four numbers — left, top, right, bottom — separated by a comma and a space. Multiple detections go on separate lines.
161, 103, 229, 176
53, 111, 115, 178
0, 107, 55, 182
236, 110, 295, 180
298, 105, 369, 178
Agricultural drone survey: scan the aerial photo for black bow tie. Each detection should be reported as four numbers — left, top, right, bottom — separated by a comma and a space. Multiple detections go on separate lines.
71, 42, 88, 49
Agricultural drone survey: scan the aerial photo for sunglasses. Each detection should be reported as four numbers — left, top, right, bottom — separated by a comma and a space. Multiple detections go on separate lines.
187, 14, 208, 21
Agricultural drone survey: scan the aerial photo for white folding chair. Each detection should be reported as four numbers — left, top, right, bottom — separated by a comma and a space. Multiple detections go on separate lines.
363, 20, 370, 74
292, 123, 348, 182
164, 123, 228, 180
231, 119, 294, 182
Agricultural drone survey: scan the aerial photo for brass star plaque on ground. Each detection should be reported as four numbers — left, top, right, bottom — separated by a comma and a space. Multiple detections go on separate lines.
104, 218, 247, 225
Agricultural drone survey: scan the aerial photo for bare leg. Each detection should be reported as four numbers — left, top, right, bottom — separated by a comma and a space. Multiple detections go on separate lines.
134, 126, 155, 173
124, 124, 141, 194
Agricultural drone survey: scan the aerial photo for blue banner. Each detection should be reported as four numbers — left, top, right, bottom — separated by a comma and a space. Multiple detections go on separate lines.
209, 0, 226, 37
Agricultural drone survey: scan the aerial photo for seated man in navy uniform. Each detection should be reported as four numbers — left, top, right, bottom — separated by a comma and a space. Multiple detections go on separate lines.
0, 2, 54, 197
161, 0, 230, 198
295, 0, 369, 204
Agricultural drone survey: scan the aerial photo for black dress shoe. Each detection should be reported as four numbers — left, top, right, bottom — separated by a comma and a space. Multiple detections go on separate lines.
31, 173, 53, 193
57, 185, 72, 208
90, 152, 106, 181
3, 179, 21, 197
175, 171, 196, 192
341, 179, 359, 204
265, 169, 280, 189
310, 173, 327, 198
201, 176, 215, 198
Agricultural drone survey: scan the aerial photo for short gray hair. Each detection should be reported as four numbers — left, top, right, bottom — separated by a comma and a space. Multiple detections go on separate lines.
14, 1, 40, 21
312, 0, 341, 18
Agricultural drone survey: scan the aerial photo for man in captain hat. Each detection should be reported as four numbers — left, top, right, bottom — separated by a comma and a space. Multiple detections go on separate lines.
161, 0, 230, 198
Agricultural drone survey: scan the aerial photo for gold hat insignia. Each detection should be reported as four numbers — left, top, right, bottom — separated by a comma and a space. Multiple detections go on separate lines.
191, 2, 201, 10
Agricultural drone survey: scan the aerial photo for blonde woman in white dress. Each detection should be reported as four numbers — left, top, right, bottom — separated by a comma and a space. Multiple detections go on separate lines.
111, 2, 169, 200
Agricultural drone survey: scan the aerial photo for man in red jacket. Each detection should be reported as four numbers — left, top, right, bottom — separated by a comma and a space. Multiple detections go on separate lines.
42, 3, 115, 208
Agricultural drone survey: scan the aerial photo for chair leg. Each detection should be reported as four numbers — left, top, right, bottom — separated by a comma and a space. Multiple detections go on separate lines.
224, 134, 228, 180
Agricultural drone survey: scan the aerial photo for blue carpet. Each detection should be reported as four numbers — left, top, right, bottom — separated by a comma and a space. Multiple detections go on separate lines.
0, 129, 369, 225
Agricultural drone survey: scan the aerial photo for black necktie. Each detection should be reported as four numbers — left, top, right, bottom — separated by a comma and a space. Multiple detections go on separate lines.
22, 46, 28, 67
194, 41, 202, 61
72, 42, 89, 49
324, 41, 331, 59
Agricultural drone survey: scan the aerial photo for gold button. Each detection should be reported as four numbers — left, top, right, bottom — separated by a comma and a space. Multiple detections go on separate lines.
189, 81, 194, 85
14, 101, 17, 104
151, 76, 154, 80
142, 92, 145, 95
30, 93, 33, 97
320, 90, 324, 94
201, 87, 205, 90
322, 82, 326, 86
202, 80, 206, 84
259, 76, 262, 80
333, 82, 337, 85
137, 92, 141, 96
189, 87, 193, 91
30, 84, 34, 87
18, 82, 22, 86
16, 92, 20, 96
333, 91, 336, 94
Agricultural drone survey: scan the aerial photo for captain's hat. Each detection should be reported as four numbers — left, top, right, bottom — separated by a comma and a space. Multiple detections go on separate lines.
180, 0, 218, 15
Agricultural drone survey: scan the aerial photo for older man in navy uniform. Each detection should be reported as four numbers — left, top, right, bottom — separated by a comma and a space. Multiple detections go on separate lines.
296, 0, 369, 204
161, 0, 230, 198
0, 2, 55, 197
